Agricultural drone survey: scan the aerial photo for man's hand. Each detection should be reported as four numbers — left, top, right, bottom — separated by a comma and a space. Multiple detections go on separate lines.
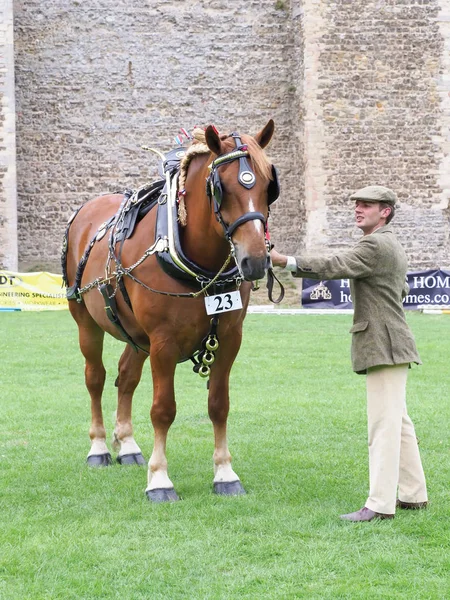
270, 248, 288, 268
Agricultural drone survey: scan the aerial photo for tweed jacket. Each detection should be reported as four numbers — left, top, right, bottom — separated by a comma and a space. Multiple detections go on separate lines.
293, 225, 421, 374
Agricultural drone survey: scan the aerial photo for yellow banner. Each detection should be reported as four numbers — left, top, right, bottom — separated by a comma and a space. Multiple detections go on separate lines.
0, 271, 68, 311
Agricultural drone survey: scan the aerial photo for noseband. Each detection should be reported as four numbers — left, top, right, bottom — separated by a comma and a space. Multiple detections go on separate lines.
206, 133, 279, 240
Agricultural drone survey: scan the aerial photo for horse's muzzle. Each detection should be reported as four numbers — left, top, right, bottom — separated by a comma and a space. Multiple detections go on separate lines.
240, 254, 270, 281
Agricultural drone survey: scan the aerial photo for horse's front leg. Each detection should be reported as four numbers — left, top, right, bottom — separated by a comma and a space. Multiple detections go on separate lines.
208, 337, 246, 496
112, 345, 148, 465
145, 340, 179, 502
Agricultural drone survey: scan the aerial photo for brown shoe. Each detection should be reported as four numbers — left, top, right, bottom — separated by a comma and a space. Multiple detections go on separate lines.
396, 499, 428, 510
340, 506, 394, 522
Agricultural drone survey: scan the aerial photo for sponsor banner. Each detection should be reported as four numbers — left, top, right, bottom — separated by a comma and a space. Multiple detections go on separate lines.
302, 269, 450, 310
0, 271, 67, 311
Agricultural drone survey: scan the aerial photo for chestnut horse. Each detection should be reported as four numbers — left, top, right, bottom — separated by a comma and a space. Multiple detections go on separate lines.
63, 120, 279, 502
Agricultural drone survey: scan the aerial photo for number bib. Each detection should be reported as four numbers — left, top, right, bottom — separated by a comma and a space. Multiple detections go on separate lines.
204, 291, 243, 315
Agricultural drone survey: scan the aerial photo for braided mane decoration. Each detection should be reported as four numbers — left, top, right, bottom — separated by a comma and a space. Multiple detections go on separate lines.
177, 127, 273, 226
177, 128, 210, 225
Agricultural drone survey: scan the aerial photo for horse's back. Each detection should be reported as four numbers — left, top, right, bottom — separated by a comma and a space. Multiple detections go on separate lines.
66, 194, 123, 262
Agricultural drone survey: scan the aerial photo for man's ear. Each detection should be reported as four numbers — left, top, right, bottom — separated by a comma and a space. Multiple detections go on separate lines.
380, 204, 391, 218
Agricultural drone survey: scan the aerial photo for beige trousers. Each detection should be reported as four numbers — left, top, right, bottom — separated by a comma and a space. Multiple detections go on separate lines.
365, 364, 428, 515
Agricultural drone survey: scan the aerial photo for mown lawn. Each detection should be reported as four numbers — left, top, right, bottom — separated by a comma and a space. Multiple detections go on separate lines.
1, 310, 449, 599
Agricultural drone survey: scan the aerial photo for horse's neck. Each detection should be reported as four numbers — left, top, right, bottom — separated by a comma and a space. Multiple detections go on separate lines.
180, 157, 230, 271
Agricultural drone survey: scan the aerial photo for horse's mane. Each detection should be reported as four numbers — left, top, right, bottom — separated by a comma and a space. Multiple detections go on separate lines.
177, 127, 273, 225
186, 127, 272, 180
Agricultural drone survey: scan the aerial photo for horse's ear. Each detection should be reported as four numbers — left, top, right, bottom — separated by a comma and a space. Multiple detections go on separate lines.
254, 119, 275, 149
205, 125, 222, 155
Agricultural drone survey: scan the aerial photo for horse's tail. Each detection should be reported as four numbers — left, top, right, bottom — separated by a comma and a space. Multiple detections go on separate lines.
61, 207, 83, 289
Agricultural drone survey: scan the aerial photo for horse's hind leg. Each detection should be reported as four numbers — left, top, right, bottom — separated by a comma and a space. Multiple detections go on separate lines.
112, 345, 148, 465
70, 303, 111, 467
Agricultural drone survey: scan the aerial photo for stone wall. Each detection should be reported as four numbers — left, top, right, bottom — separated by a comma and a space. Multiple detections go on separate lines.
0, 0, 18, 270
302, 0, 450, 268
7, 0, 450, 271
13, 0, 300, 271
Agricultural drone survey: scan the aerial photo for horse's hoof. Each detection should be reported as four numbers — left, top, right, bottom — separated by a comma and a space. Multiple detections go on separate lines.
117, 453, 146, 466
87, 453, 112, 467
214, 480, 246, 496
146, 488, 180, 503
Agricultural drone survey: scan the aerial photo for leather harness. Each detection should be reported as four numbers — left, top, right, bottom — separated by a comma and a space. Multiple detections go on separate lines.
61, 134, 284, 363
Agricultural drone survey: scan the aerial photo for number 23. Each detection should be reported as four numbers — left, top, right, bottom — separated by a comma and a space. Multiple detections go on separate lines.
214, 294, 232, 311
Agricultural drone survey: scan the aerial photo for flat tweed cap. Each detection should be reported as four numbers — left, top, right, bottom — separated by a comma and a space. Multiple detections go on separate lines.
350, 185, 397, 206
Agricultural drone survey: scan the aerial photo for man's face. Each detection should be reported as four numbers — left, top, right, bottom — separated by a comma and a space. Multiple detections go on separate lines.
354, 200, 390, 235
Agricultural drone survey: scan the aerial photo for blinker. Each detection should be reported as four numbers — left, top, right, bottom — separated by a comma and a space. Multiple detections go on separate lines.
268, 165, 280, 205
206, 154, 280, 209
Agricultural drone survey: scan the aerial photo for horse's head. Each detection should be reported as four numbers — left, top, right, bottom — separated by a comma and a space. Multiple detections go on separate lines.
203, 120, 279, 281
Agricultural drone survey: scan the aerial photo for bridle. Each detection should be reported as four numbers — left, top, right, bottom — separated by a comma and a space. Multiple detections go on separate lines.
205, 132, 280, 241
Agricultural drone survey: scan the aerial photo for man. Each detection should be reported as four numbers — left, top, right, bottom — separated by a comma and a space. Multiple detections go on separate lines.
271, 185, 428, 521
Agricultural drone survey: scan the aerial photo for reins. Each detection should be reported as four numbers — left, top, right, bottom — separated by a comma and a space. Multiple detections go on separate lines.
116, 250, 235, 299
76, 168, 239, 301
70, 131, 284, 305
63, 129, 285, 376
266, 267, 285, 304
77, 241, 236, 300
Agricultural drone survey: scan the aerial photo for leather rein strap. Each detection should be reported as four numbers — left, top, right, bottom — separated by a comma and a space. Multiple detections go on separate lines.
266, 267, 285, 304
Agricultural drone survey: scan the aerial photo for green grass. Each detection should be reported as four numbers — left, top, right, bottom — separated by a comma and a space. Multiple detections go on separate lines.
1, 311, 449, 599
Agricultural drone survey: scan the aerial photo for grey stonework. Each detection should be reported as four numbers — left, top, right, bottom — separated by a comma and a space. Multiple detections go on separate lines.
0, 0, 18, 271
308, 0, 450, 268
3, 0, 450, 272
